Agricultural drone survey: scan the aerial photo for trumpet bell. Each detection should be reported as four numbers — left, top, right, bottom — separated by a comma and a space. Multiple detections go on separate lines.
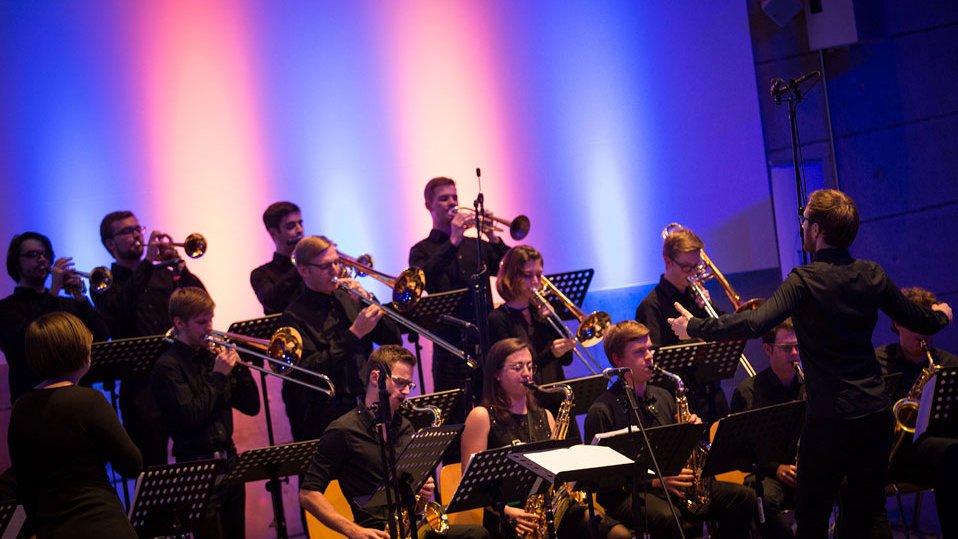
392, 267, 426, 312
183, 233, 207, 258
89, 266, 113, 292
510, 215, 531, 241
576, 311, 611, 347
267, 326, 303, 374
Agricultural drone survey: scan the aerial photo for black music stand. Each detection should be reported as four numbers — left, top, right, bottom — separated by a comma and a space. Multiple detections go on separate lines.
538, 375, 609, 417
543, 269, 595, 321
0, 502, 24, 538
920, 366, 958, 438
128, 460, 219, 538
651, 340, 747, 386
395, 289, 471, 392
402, 389, 464, 431
222, 440, 319, 539
227, 316, 282, 435
447, 439, 573, 539
361, 425, 463, 538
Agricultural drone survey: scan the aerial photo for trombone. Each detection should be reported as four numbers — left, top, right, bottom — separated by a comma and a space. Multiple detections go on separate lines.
189, 326, 336, 397
452, 206, 531, 241
662, 223, 758, 376
529, 279, 605, 375
146, 233, 208, 259
71, 266, 113, 293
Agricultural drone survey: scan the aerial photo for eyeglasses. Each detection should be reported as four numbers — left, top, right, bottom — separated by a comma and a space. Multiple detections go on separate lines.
390, 376, 416, 390
503, 362, 536, 374
301, 258, 341, 272
772, 344, 800, 352
20, 250, 51, 260
669, 257, 702, 273
113, 225, 146, 238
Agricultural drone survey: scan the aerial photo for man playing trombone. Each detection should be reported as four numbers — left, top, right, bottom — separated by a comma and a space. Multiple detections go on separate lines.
250, 201, 305, 315
282, 235, 402, 442
150, 286, 261, 539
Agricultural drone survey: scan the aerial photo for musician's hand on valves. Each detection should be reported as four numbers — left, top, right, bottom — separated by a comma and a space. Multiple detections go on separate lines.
480, 209, 501, 243
147, 230, 175, 262
449, 209, 469, 247
688, 413, 703, 425
415, 478, 436, 512
776, 464, 798, 488
212, 347, 239, 375
350, 305, 385, 339
503, 505, 539, 535
550, 338, 576, 357
668, 302, 694, 340
653, 468, 695, 499
48, 257, 75, 296
933, 302, 953, 323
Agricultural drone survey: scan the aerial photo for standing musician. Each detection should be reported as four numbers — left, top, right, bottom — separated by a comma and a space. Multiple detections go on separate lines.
460, 338, 630, 539
150, 287, 261, 539
281, 235, 402, 443
668, 189, 953, 537
488, 245, 575, 385
584, 321, 754, 539
9, 312, 142, 539
93, 210, 207, 468
250, 201, 305, 315
729, 318, 804, 539
409, 176, 509, 395
876, 286, 958, 537
635, 224, 729, 425
0, 232, 109, 404
300, 345, 489, 539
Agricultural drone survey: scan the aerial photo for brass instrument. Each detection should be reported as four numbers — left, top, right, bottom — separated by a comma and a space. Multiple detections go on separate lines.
146, 232, 207, 258
889, 339, 941, 463
452, 206, 531, 241
654, 365, 712, 515
338, 252, 426, 313
196, 327, 336, 397
529, 284, 603, 375
535, 276, 611, 349
521, 382, 580, 539
397, 400, 449, 537
661, 223, 758, 377
70, 266, 113, 293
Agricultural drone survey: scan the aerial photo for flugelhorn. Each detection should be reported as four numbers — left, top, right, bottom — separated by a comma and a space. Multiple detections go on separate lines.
72, 266, 113, 293
452, 206, 530, 240
145, 233, 207, 259
338, 252, 426, 313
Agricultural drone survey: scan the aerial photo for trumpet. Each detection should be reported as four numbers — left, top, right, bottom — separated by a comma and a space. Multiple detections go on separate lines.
451, 206, 531, 241
338, 252, 426, 313
193, 326, 336, 397
143, 233, 207, 259
529, 279, 604, 374
70, 266, 113, 293
662, 223, 758, 377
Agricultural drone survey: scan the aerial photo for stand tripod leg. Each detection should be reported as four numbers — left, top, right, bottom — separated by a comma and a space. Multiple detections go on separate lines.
265, 473, 289, 539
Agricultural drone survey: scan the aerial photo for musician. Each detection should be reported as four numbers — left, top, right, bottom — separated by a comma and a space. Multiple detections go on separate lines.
729, 318, 804, 539
93, 210, 206, 468
150, 287, 260, 539
584, 321, 754, 539
9, 312, 142, 538
300, 345, 489, 539
668, 189, 953, 537
635, 223, 728, 424
460, 338, 630, 539
1, 232, 109, 403
876, 286, 958, 537
488, 245, 575, 385
250, 201, 305, 315
281, 235, 402, 442
409, 176, 509, 394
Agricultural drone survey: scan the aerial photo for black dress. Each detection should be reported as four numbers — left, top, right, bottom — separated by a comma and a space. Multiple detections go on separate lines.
487, 304, 573, 385
8, 385, 142, 539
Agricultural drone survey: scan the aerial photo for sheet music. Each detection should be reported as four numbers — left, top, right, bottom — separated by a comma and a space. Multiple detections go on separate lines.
521, 445, 632, 473
914, 373, 937, 439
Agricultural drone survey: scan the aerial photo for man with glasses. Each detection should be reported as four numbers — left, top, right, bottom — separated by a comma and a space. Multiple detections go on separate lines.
668, 189, 952, 537
729, 318, 804, 539
250, 201, 305, 315
1, 232, 109, 403
635, 223, 729, 424
92, 210, 206, 468
281, 235, 401, 443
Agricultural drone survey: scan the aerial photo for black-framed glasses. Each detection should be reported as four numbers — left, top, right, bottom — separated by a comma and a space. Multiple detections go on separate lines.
390, 376, 416, 390
20, 249, 51, 260
113, 225, 146, 238
503, 362, 536, 374
772, 343, 800, 352
669, 257, 702, 273
300, 258, 341, 272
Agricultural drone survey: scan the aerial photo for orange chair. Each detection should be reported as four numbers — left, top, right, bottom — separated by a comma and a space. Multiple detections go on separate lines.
439, 462, 484, 525
306, 480, 354, 539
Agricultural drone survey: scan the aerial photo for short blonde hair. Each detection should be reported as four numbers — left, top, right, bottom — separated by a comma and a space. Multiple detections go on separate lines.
662, 225, 704, 259
293, 235, 334, 266
26, 312, 93, 379
603, 320, 651, 363
169, 287, 215, 322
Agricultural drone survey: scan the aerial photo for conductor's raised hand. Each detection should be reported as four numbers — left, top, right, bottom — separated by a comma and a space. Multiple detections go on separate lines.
668, 302, 694, 340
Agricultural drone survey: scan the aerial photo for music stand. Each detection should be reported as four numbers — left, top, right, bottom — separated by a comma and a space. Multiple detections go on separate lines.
447, 439, 573, 539
397, 289, 469, 330
538, 375, 609, 417
543, 269, 595, 321
402, 389, 464, 431
128, 460, 219, 538
0, 502, 24, 538
919, 366, 958, 438
651, 340, 747, 386
227, 313, 282, 340
594, 422, 705, 478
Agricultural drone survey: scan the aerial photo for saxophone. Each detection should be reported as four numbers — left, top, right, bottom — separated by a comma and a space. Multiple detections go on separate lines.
398, 400, 449, 538
521, 382, 578, 539
889, 339, 941, 463
654, 365, 712, 515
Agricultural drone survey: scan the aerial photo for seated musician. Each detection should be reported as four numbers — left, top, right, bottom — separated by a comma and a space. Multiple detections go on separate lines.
250, 201, 305, 315
876, 286, 958, 537
460, 338, 630, 539
281, 235, 402, 442
9, 312, 142, 539
729, 318, 804, 539
299, 345, 489, 539
583, 321, 754, 539
150, 287, 261, 538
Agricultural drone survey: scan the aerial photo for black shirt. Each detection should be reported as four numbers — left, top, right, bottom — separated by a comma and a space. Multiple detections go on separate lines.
0, 287, 109, 404
687, 247, 950, 420
281, 288, 401, 400
487, 305, 572, 385
875, 343, 958, 400
9, 385, 142, 539
729, 367, 804, 477
300, 403, 414, 529
636, 275, 714, 347
250, 252, 304, 315
150, 340, 261, 459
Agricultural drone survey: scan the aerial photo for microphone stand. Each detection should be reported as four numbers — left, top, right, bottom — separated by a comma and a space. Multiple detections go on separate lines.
468, 167, 490, 408
375, 374, 406, 538
616, 374, 686, 539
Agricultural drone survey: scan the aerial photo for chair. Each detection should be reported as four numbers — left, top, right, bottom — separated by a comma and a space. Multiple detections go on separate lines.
306, 480, 354, 539
439, 462, 484, 525
885, 482, 934, 539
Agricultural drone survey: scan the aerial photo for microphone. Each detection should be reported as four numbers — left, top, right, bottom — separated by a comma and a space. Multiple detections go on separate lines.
602, 367, 632, 378
790, 70, 821, 88
438, 314, 478, 334
771, 71, 821, 101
